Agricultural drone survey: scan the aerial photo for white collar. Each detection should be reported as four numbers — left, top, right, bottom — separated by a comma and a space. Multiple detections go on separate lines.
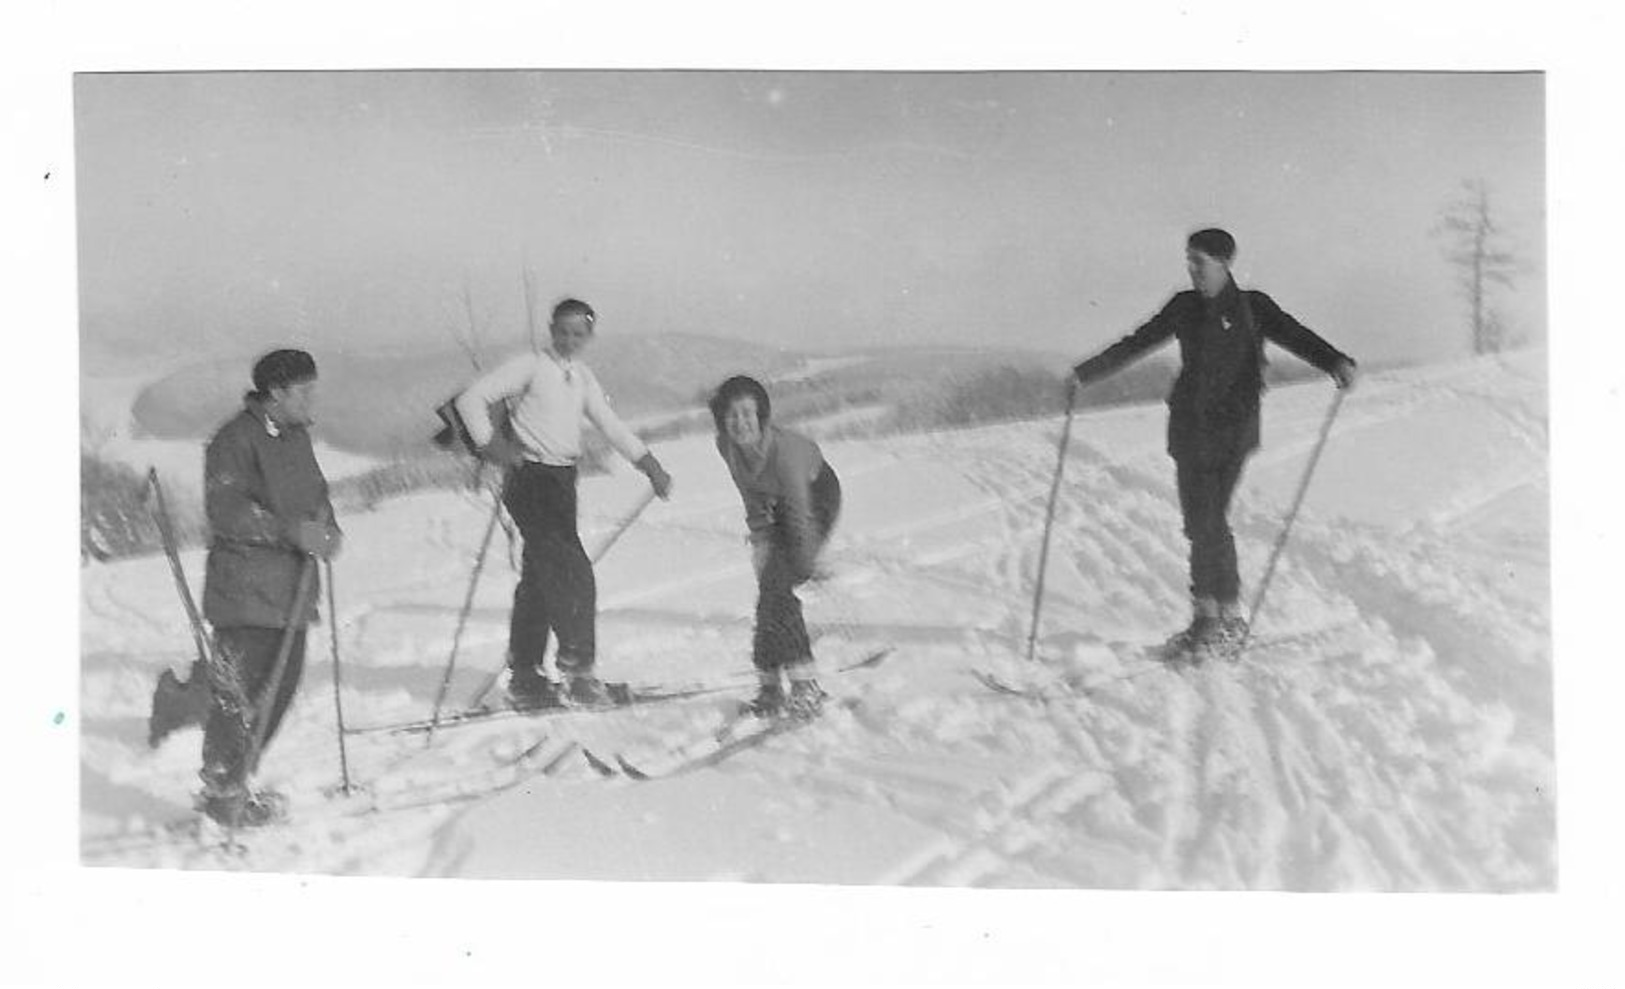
544, 347, 578, 381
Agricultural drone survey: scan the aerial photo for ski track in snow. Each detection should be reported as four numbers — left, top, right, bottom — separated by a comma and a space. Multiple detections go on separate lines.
79, 352, 1554, 890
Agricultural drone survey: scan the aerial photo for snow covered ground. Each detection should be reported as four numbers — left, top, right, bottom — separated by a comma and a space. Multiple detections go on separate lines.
78, 349, 1552, 891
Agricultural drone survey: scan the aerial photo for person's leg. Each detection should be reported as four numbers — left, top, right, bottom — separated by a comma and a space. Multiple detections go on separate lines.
198, 626, 290, 824
1209, 454, 1251, 644
200, 627, 255, 793
252, 629, 306, 773
1208, 454, 1247, 609
1174, 458, 1221, 640
747, 544, 808, 715
502, 466, 554, 681
538, 467, 597, 679
784, 467, 841, 715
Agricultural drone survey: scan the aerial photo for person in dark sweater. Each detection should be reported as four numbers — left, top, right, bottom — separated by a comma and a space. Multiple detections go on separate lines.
1070, 228, 1358, 654
709, 375, 842, 717
196, 349, 342, 826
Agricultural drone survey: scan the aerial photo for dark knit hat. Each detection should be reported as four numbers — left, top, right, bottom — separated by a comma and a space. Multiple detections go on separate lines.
708, 374, 772, 432
251, 349, 317, 395
1187, 228, 1237, 262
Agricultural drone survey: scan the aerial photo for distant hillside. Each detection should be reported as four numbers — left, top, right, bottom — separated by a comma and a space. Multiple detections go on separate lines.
130, 333, 805, 457
128, 333, 1343, 458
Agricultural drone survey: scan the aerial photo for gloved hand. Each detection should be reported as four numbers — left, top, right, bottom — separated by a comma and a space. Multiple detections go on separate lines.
1331, 359, 1359, 392
636, 453, 674, 500
291, 520, 343, 559
478, 434, 528, 467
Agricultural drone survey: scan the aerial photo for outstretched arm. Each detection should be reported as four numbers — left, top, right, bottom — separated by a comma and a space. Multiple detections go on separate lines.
585, 370, 672, 498
1252, 292, 1358, 389
1071, 295, 1182, 390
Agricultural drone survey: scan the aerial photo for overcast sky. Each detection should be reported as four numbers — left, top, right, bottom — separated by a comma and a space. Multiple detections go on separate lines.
75, 70, 1544, 370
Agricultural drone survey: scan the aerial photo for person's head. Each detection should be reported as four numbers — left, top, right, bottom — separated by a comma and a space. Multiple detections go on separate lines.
549, 298, 596, 358
1185, 228, 1236, 299
708, 375, 772, 450
250, 348, 318, 427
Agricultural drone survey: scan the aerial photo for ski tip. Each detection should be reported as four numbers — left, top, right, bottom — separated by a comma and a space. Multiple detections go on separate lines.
615, 755, 651, 781
581, 748, 617, 777
843, 646, 896, 671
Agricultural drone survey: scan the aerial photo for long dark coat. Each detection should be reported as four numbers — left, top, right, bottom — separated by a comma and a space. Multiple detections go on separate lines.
201, 397, 338, 629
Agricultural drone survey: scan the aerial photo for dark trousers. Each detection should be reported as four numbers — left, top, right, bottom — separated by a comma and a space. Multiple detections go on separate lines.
1174, 454, 1248, 604
503, 463, 595, 675
754, 466, 841, 673
201, 626, 307, 788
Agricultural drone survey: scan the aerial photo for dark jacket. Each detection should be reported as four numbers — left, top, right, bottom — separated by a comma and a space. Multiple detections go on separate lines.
201, 397, 338, 629
1073, 280, 1353, 465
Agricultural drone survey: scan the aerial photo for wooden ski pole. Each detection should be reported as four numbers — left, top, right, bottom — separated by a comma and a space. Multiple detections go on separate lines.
1235, 387, 1348, 659
145, 468, 216, 674
324, 558, 352, 795
245, 555, 319, 776
1025, 386, 1077, 663
425, 492, 506, 744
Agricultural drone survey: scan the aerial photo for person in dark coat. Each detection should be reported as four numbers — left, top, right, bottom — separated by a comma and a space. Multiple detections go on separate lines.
196, 348, 342, 826
709, 375, 842, 717
1070, 228, 1358, 654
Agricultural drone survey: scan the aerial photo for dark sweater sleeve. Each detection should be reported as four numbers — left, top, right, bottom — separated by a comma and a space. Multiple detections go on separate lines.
1073, 295, 1182, 386
1251, 292, 1354, 376
205, 428, 291, 548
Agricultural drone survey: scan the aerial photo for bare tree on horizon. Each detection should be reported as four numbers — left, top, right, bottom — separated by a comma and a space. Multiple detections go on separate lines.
1434, 178, 1522, 355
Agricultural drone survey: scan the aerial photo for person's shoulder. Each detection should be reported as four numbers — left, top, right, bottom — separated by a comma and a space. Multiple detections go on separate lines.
1242, 288, 1281, 311
1162, 290, 1202, 314
208, 405, 258, 448
774, 425, 822, 461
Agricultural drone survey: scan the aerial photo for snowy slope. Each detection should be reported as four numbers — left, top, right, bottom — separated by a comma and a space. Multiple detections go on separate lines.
78, 349, 1552, 891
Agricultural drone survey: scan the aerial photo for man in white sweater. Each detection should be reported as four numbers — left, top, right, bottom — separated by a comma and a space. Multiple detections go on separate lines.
455, 298, 673, 706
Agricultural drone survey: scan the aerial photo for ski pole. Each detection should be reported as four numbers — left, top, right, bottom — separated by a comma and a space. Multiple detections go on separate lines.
324, 558, 352, 795
426, 491, 506, 744
461, 483, 658, 711
590, 485, 657, 565
1236, 387, 1348, 658
245, 554, 319, 776
1025, 385, 1077, 663
145, 468, 217, 676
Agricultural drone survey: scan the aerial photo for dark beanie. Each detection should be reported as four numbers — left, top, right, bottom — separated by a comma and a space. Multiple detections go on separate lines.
708, 374, 772, 432
1187, 228, 1237, 262
251, 349, 317, 395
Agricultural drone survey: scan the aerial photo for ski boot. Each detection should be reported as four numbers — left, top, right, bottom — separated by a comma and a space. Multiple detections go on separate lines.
1158, 598, 1220, 664
743, 672, 786, 719
1204, 605, 1250, 661
196, 782, 284, 829
784, 677, 828, 720
562, 672, 615, 708
507, 667, 561, 711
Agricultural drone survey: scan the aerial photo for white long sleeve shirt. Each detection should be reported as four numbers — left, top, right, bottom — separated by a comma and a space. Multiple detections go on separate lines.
454, 349, 649, 467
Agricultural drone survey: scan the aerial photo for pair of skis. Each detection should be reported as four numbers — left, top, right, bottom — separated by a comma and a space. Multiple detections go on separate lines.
580, 647, 894, 781
972, 622, 1359, 701
359, 646, 895, 738
583, 696, 856, 781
